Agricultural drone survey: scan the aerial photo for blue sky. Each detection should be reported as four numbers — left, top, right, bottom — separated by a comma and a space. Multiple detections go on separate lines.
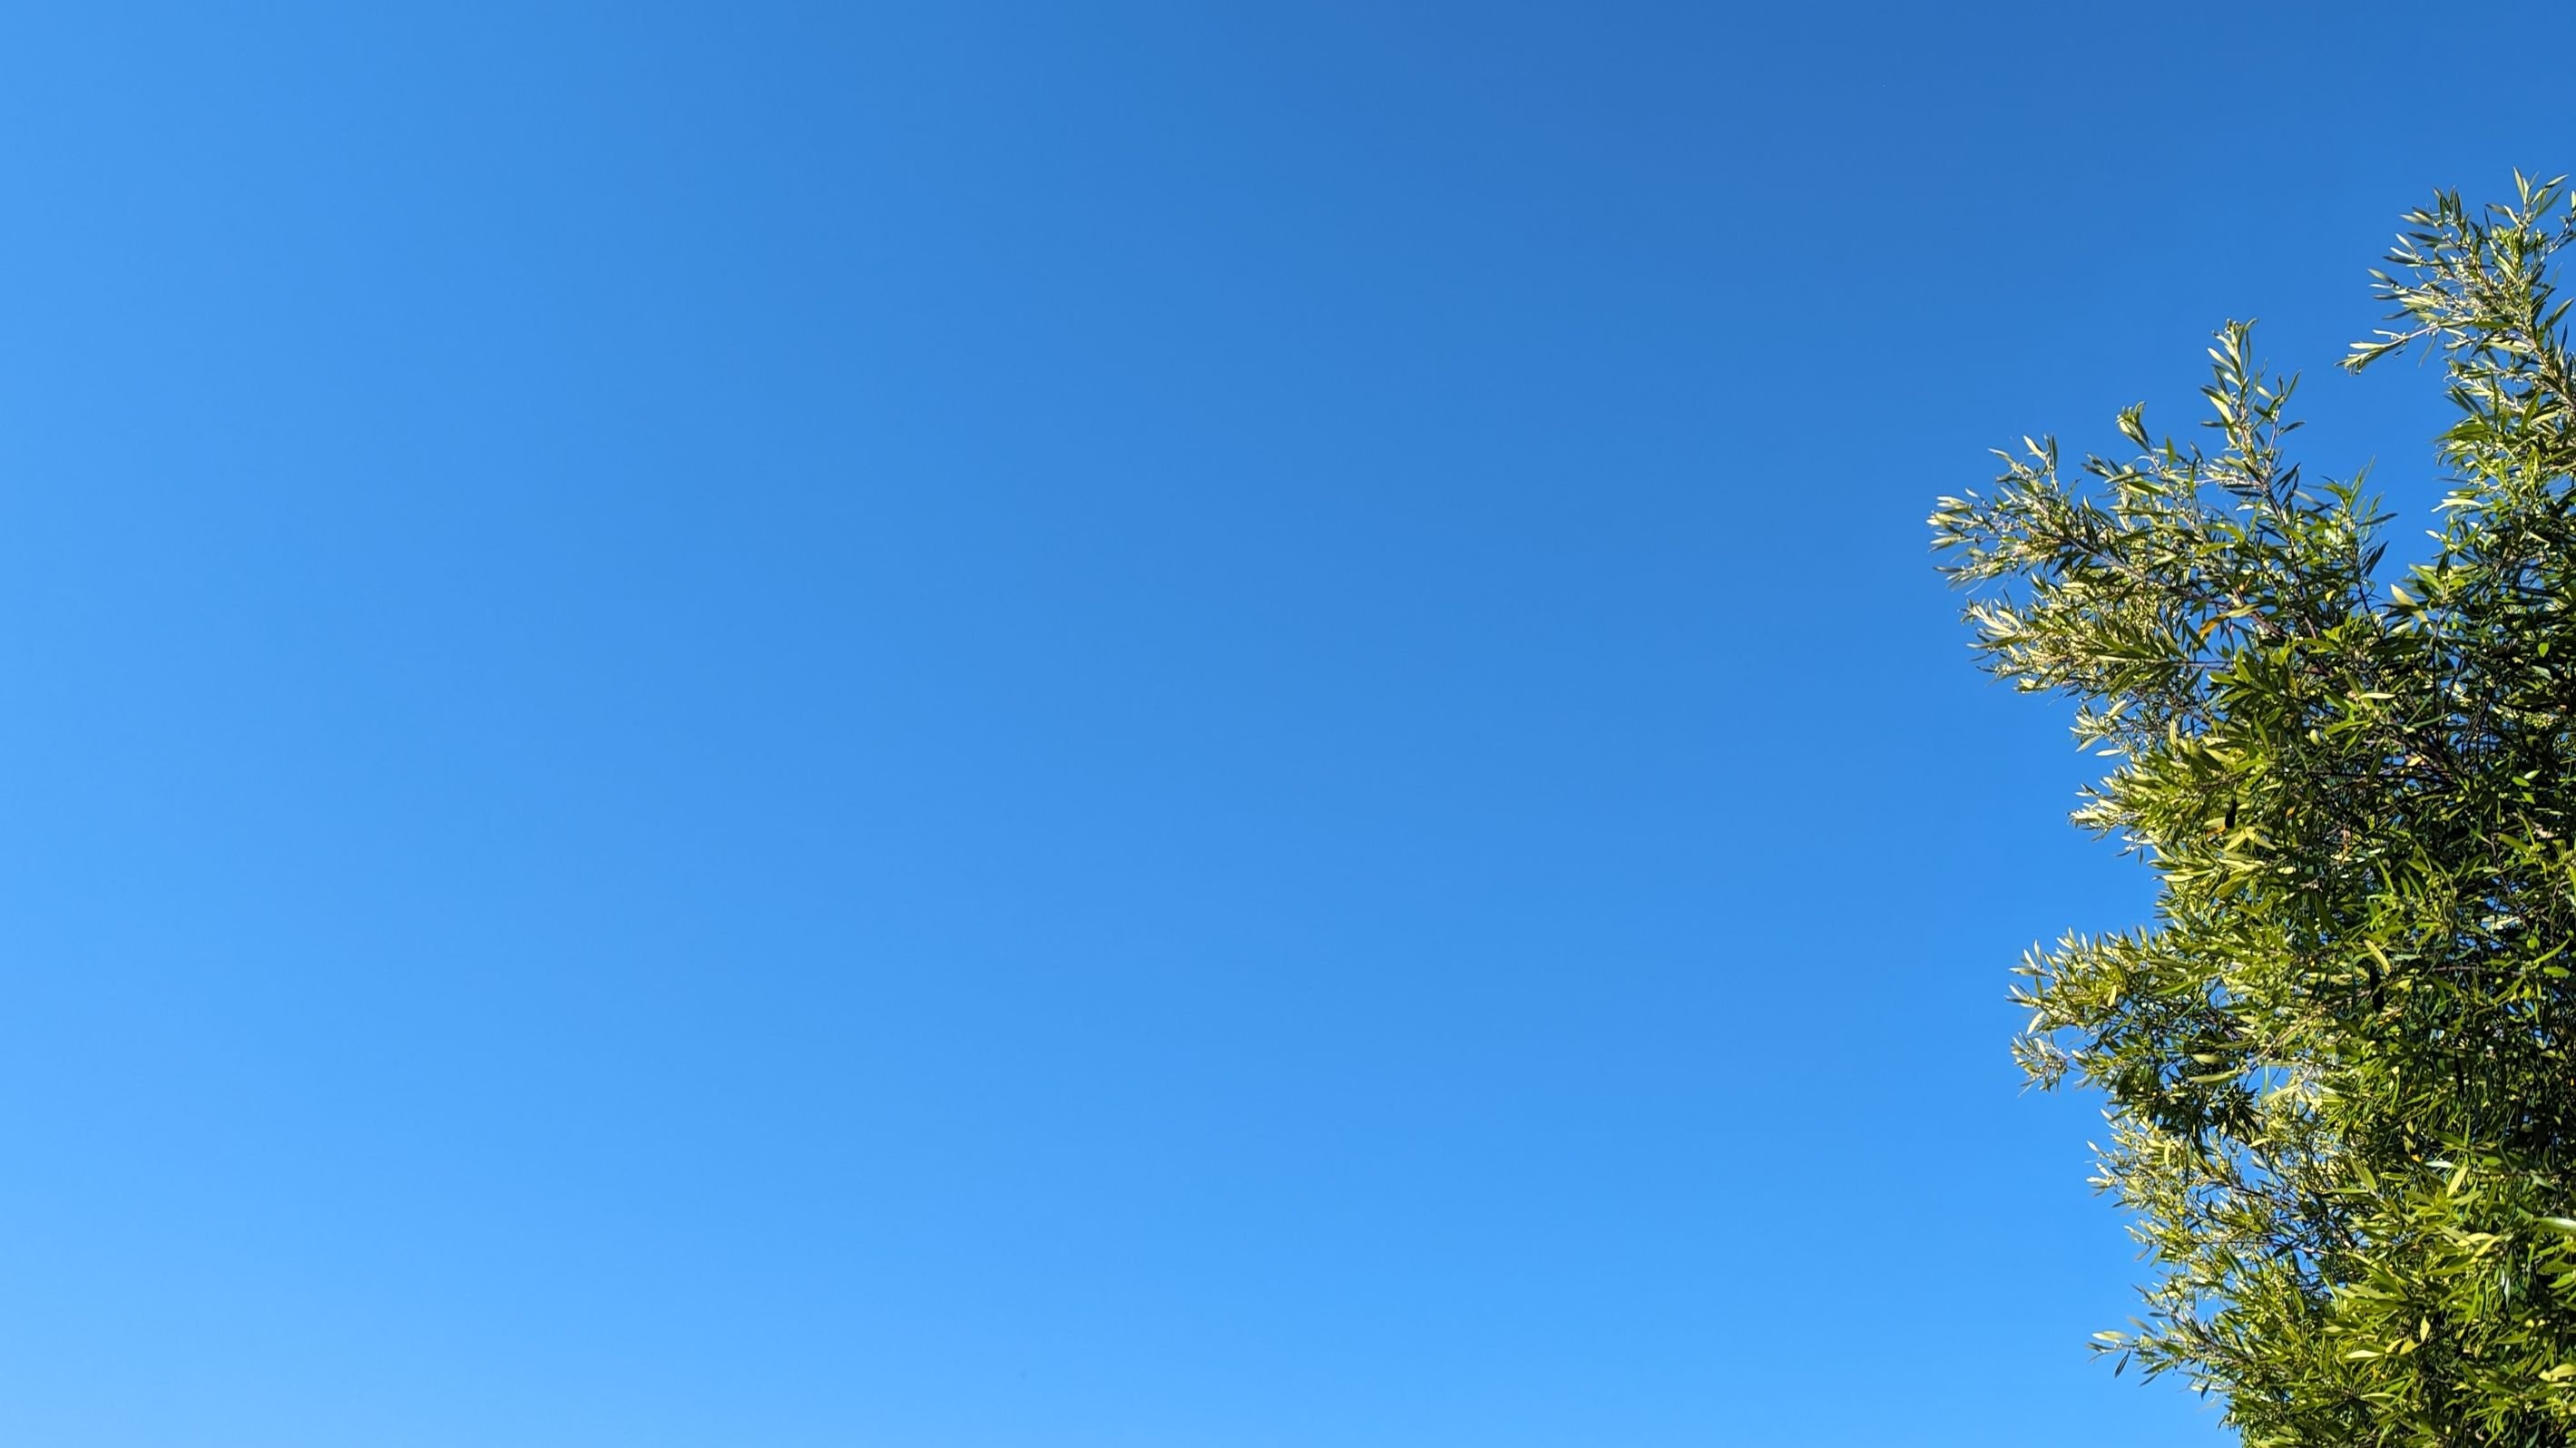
0, 4, 2567, 1444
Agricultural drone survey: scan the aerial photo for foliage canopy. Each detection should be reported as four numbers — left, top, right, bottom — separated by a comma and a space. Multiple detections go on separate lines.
1934, 175, 2576, 1446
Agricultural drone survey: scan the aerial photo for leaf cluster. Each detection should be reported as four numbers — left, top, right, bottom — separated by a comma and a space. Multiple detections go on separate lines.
1934, 175, 2576, 1446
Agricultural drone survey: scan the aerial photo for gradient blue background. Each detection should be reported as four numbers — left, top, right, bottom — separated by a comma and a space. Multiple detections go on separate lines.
0, 4, 2564, 1443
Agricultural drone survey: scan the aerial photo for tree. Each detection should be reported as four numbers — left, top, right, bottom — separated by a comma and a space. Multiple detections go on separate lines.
1933, 174, 2576, 1446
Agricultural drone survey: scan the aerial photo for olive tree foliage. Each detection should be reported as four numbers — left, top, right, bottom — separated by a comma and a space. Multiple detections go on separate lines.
1932, 175, 2576, 1447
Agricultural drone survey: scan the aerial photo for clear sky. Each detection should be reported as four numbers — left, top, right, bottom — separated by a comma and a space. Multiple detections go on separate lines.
2, 4, 2569, 1444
